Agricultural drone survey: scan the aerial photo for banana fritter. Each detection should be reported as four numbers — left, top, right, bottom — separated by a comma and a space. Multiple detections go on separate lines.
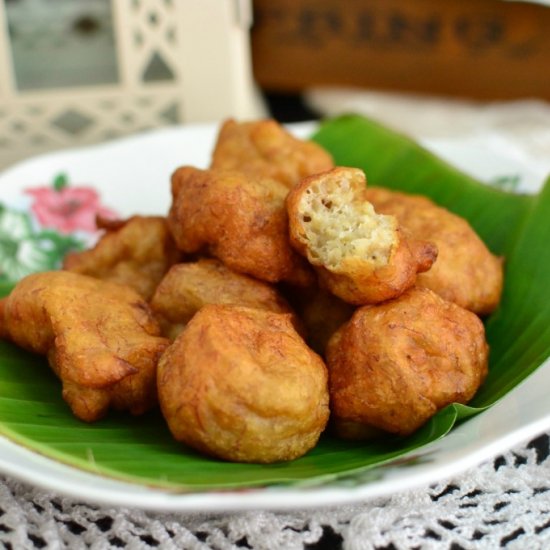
168, 166, 314, 286
365, 186, 504, 315
211, 118, 333, 187
150, 258, 294, 340
327, 287, 489, 436
158, 305, 329, 463
0, 271, 169, 422
63, 215, 181, 300
283, 285, 354, 356
286, 167, 437, 305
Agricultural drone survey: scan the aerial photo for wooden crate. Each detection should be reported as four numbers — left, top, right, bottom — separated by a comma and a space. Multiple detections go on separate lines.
251, 0, 550, 100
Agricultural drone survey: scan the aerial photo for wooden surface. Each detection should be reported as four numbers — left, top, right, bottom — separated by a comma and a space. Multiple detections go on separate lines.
251, 0, 550, 100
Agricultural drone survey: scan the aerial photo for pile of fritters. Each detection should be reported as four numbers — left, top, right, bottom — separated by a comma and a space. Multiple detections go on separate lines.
0, 118, 503, 463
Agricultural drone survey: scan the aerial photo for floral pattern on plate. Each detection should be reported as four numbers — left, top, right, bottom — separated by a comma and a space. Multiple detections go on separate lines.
0, 173, 116, 287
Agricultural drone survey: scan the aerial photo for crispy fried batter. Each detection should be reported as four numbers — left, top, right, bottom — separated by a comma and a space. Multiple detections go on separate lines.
158, 305, 329, 463
168, 166, 315, 286
63, 215, 181, 300
1, 271, 169, 422
286, 167, 437, 304
365, 187, 504, 315
150, 258, 295, 340
326, 287, 489, 436
211, 119, 334, 187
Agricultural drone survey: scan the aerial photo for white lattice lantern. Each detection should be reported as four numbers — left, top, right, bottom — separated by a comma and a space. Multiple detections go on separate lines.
0, 0, 262, 168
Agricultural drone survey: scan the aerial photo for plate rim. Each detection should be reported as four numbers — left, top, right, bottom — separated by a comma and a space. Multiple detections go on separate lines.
1, 357, 550, 512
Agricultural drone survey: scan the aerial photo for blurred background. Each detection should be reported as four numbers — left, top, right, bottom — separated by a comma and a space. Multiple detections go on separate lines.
0, 0, 549, 167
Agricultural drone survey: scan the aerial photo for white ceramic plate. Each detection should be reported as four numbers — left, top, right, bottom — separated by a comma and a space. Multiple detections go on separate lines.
0, 122, 548, 512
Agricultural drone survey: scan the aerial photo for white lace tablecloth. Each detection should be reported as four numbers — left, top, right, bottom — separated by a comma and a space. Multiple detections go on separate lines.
1, 432, 550, 549
1, 91, 549, 549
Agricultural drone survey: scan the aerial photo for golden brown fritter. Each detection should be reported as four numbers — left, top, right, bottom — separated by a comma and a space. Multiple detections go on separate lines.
283, 285, 354, 356
63, 215, 181, 301
326, 287, 489, 436
168, 166, 315, 286
365, 187, 504, 315
211, 118, 334, 187
158, 304, 330, 463
286, 167, 437, 305
150, 258, 295, 340
1, 271, 169, 422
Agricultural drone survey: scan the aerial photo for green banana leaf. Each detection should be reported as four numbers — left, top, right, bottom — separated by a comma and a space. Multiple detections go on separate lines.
0, 114, 549, 490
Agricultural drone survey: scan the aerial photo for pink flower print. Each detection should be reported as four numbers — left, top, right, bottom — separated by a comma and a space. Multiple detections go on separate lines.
25, 186, 117, 234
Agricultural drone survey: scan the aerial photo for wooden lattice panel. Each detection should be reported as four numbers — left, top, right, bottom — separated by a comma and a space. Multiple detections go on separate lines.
113, 0, 181, 86
0, 0, 260, 169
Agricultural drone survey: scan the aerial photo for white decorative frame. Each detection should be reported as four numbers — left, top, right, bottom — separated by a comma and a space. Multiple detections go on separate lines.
0, 0, 262, 168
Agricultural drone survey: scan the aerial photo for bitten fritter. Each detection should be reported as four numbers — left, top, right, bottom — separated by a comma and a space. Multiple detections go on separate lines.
63, 215, 181, 301
211, 118, 334, 188
326, 287, 489, 436
168, 166, 315, 286
0, 271, 169, 422
150, 258, 295, 340
158, 305, 330, 463
365, 186, 504, 315
286, 167, 438, 305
